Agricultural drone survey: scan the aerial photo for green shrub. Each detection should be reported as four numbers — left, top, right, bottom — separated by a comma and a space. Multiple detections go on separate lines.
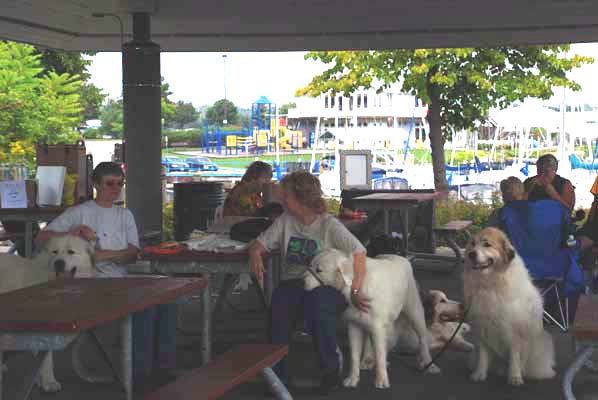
163, 202, 174, 241
325, 197, 341, 215
435, 194, 502, 246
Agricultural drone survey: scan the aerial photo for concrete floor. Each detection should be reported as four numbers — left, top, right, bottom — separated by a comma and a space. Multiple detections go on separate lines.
3, 258, 598, 400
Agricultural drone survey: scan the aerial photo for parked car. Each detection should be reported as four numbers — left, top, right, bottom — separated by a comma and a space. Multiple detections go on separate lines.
161, 156, 191, 173
185, 156, 218, 172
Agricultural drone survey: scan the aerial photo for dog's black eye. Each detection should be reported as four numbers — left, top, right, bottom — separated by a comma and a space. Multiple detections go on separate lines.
67, 250, 75, 255
52, 250, 58, 254
483, 242, 492, 247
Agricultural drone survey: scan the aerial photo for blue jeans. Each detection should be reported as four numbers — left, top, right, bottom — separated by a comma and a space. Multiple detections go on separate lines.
132, 303, 178, 382
269, 279, 348, 383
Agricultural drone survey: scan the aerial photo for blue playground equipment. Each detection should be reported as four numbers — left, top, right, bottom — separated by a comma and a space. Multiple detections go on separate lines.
251, 96, 277, 154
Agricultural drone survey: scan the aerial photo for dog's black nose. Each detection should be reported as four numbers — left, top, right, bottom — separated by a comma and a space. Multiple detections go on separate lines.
54, 259, 66, 273
467, 251, 477, 262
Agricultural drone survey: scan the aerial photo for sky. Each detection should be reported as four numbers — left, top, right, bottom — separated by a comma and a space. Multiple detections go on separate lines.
86, 43, 598, 110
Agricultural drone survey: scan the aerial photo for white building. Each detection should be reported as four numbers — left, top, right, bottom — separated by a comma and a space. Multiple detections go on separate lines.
287, 86, 429, 153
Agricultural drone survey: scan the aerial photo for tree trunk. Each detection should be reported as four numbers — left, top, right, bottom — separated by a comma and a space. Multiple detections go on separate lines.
426, 76, 449, 193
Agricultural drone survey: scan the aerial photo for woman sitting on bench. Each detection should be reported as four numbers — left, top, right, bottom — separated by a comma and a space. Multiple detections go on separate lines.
249, 171, 368, 395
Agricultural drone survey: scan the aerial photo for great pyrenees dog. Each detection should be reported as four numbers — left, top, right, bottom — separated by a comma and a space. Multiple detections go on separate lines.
0, 235, 96, 392
463, 227, 556, 386
304, 248, 439, 389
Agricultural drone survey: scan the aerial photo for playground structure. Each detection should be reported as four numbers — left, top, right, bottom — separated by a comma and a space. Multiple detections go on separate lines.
199, 96, 304, 155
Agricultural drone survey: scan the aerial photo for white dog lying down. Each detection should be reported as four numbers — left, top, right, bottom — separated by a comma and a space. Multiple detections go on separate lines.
304, 248, 439, 389
381, 289, 473, 357
463, 227, 556, 386
0, 235, 96, 392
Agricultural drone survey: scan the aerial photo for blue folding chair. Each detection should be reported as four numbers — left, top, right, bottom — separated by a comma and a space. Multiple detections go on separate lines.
500, 200, 585, 332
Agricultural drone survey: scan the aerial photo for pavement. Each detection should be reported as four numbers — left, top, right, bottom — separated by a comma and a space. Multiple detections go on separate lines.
2, 257, 598, 400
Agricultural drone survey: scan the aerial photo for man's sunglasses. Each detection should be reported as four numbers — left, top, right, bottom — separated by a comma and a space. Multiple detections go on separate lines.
104, 180, 125, 187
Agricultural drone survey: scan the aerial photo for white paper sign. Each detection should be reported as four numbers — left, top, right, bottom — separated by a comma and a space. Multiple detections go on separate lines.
0, 180, 27, 209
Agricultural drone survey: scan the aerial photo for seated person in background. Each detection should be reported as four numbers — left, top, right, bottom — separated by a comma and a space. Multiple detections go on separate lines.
223, 161, 274, 217
524, 153, 575, 210
35, 162, 177, 386
486, 176, 526, 228
576, 175, 598, 253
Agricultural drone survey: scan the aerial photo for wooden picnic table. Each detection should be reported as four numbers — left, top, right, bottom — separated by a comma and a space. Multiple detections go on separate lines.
0, 277, 206, 400
350, 192, 441, 255
138, 246, 280, 367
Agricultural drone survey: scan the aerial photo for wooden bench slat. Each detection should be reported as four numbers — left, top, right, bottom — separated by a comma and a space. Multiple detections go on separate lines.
435, 220, 473, 232
572, 295, 598, 340
145, 344, 289, 400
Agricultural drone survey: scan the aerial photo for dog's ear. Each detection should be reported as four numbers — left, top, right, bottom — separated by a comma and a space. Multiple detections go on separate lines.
501, 236, 516, 264
85, 239, 96, 268
336, 253, 354, 286
334, 269, 348, 291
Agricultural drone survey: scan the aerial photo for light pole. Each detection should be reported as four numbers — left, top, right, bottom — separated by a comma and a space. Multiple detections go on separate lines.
222, 54, 228, 125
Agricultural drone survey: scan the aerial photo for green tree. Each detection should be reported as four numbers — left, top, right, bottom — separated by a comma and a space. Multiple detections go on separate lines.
279, 102, 296, 115
0, 41, 82, 164
206, 99, 239, 126
166, 101, 199, 129
35, 48, 106, 122
298, 47, 592, 191
98, 99, 123, 138
80, 83, 107, 120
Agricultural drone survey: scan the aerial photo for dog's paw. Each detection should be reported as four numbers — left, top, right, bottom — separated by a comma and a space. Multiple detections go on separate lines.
39, 379, 62, 393
508, 375, 524, 386
470, 370, 487, 382
359, 357, 375, 370
343, 375, 360, 388
374, 374, 390, 389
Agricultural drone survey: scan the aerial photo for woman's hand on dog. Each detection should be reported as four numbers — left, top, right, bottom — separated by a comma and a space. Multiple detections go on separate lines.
351, 290, 370, 313
68, 225, 96, 242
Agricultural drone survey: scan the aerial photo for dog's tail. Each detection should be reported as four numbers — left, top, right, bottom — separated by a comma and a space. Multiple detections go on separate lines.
525, 330, 556, 379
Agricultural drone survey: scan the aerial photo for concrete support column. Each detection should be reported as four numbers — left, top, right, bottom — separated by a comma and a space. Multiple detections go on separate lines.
123, 12, 162, 237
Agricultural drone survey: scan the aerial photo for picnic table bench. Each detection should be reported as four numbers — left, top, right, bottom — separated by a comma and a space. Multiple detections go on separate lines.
563, 294, 598, 399
412, 220, 473, 270
145, 344, 291, 400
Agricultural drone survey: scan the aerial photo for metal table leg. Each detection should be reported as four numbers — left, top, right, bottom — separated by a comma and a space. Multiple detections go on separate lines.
563, 345, 594, 400
14, 351, 48, 400
24, 222, 32, 258
201, 277, 212, 365
261, 367, 293, 400
121, 315, 132, 400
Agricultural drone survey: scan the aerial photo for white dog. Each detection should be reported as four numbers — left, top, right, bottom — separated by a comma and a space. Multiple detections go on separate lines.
0, 235, 96, 392
463, 227, 556, 386
305, 248, 439, 389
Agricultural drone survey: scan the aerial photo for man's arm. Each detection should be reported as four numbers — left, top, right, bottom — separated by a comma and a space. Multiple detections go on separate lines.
95, 244, 139, 264
35, 225, 96, 247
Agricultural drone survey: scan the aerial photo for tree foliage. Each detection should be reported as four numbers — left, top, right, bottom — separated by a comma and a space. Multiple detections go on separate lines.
279, 102, 297, 115
298, 47, 592, 191
165, 101, 199, 129
206, 99, 239, 126
35, 48, 106, 121
0, 41, 82, 164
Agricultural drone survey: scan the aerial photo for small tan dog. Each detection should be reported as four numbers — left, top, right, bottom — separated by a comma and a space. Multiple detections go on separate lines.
463, 227, 555, 386
0, 235, 96, 392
